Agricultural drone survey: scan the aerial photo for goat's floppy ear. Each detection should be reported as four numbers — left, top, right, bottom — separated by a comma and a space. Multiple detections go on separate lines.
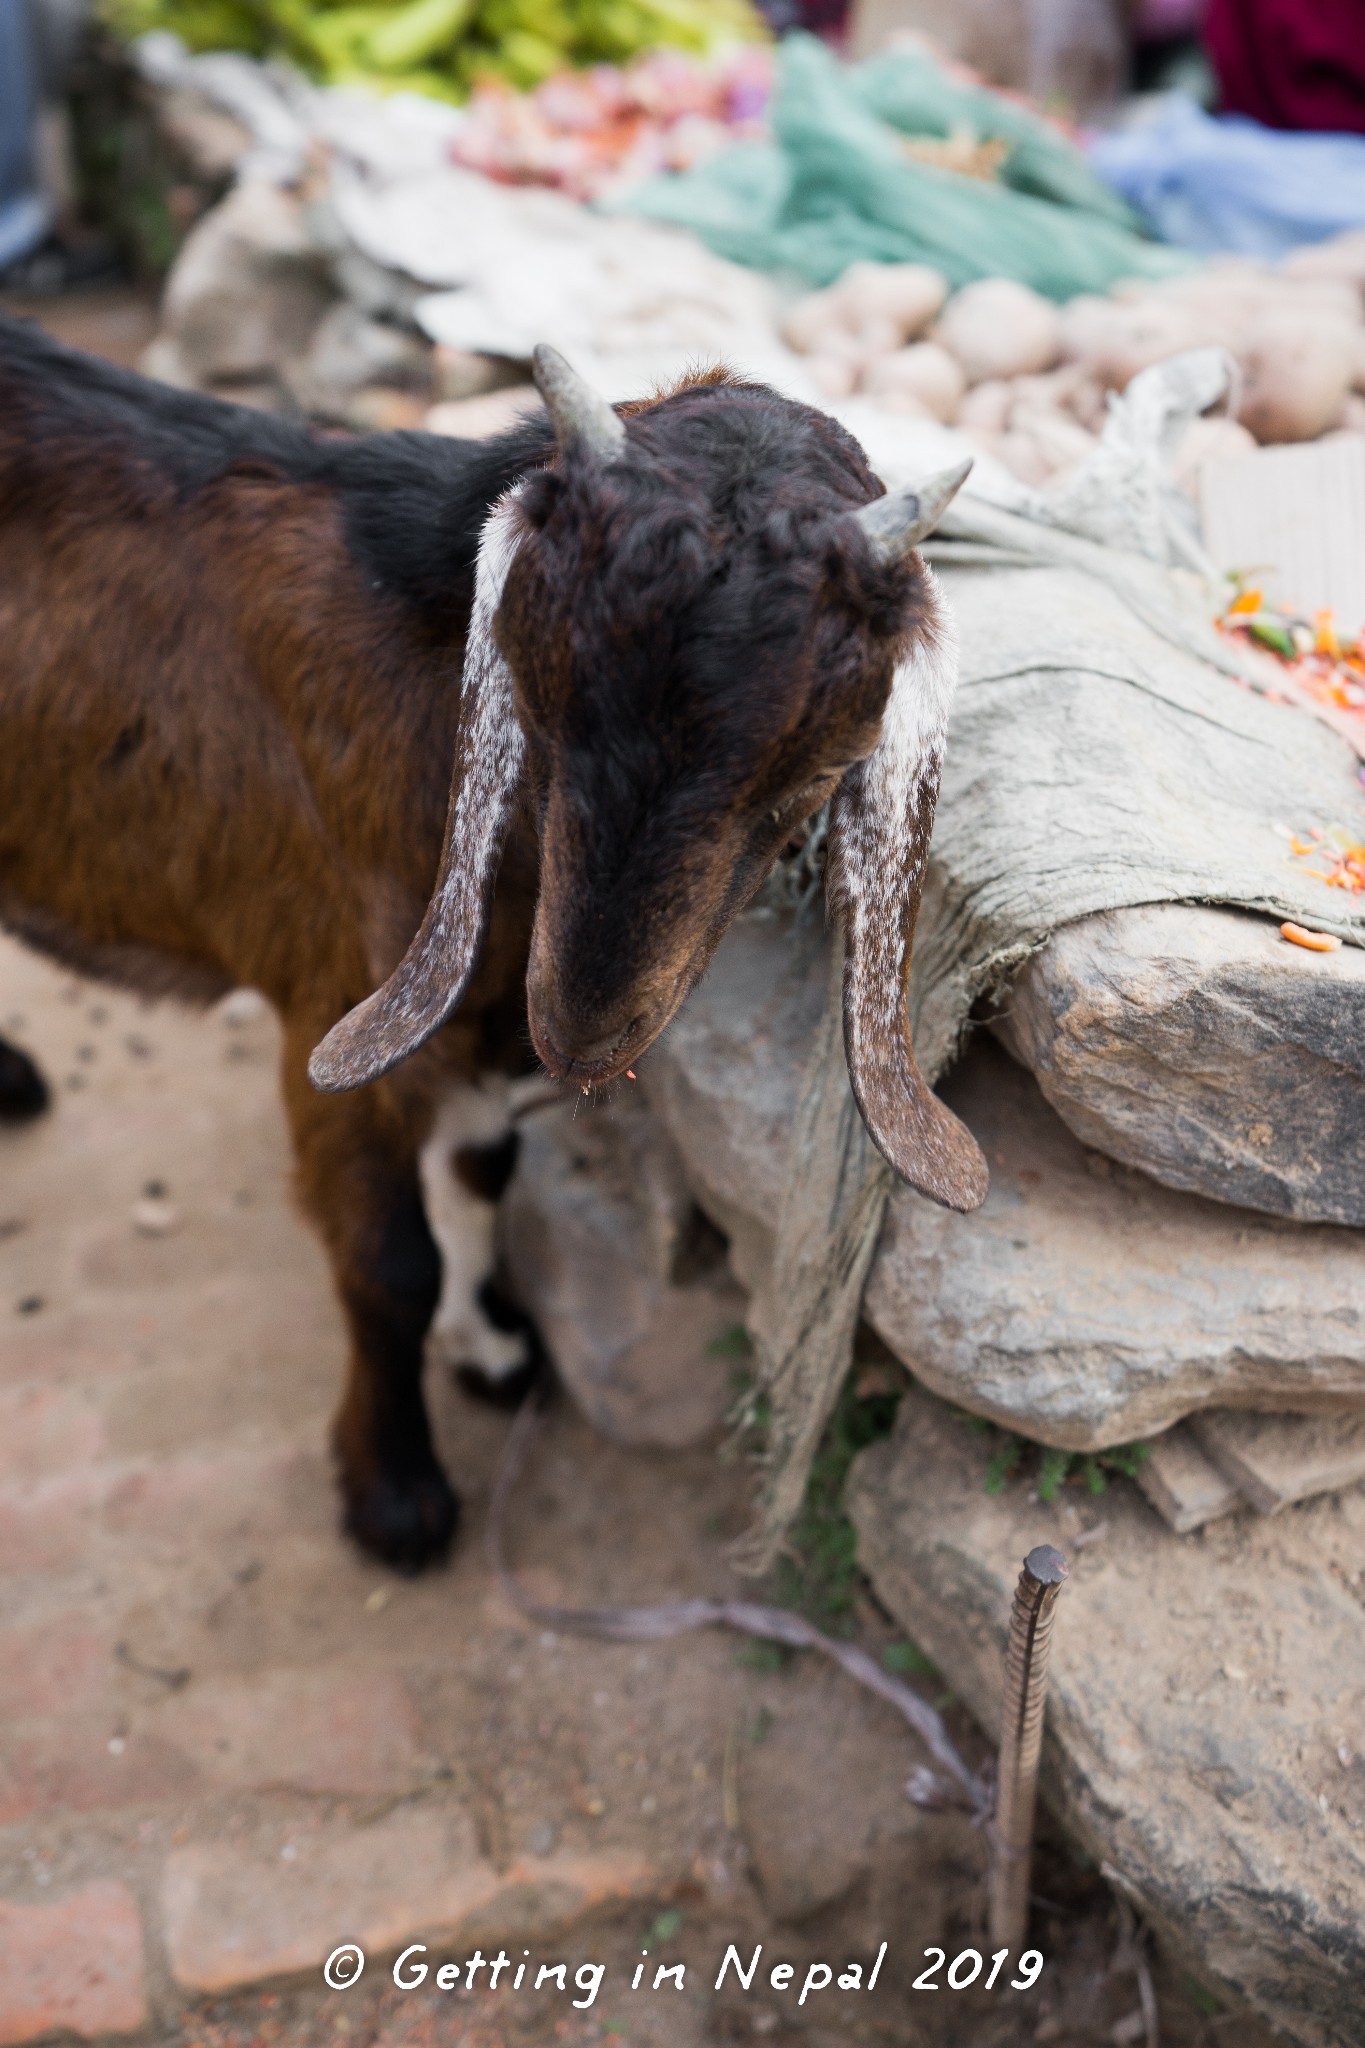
532, 344, 626, 465
827, 479, 988, 1211
308, 493, 527, 1094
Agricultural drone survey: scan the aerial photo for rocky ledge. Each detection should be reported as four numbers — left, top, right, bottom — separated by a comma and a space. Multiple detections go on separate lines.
641, 910, 1365, 1450
848, 1384, 1365, 2048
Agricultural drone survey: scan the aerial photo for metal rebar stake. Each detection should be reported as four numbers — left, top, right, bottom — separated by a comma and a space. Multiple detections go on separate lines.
988, 1542, 1070, 1953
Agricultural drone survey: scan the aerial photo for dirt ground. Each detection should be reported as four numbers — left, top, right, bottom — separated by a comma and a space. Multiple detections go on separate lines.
0, 289, 1267, 2048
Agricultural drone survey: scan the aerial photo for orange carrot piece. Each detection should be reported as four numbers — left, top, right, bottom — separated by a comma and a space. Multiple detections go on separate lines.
1281, 921, 1342, 952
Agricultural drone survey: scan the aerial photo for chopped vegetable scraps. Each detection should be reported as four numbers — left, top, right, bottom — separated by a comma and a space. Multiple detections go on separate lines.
1218, 593, 1365, 716
1281, 823, 1365, 896
451, 45, 771, 196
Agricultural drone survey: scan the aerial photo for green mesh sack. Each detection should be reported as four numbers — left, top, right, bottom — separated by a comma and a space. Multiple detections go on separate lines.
851, 38, 1140, 228
615, 34, 1190, 295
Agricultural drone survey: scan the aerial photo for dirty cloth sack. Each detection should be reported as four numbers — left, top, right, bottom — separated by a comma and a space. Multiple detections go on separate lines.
737, 351, 1365, 1570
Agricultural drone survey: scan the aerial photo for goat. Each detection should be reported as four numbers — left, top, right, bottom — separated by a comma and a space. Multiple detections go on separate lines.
0, 314, 987, 1570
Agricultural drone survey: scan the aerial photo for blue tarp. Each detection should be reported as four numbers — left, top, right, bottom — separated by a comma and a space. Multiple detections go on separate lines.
1088, 94, 1365, 260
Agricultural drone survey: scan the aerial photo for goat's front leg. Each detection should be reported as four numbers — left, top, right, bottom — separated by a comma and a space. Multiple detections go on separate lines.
282, 1025, 454, 1572
419, 1080, 538, 1408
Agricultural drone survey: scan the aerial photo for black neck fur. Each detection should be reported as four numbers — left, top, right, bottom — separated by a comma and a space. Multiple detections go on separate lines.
0, 311, 555, 630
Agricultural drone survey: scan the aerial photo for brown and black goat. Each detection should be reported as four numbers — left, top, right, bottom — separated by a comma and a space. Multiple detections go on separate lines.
0, 316, 986, 1570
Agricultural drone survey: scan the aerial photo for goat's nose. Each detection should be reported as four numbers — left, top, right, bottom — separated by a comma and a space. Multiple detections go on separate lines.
561, 1024, 632, 1067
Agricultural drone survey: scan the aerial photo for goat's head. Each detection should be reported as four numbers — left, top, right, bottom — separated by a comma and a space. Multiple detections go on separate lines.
310, 350, 987, 1211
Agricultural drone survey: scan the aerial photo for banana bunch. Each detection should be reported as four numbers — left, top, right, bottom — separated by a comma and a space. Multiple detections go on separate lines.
107, 0, 764, 101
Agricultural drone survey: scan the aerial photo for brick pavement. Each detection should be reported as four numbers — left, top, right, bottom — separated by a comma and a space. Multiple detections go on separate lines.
1, 933, 939, 2043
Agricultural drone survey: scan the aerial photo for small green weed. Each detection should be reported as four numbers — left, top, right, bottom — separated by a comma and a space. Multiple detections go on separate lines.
747, 1704, 774, 1744
883, 1640, 938, 1680
766, 1370, 904, 1634
975, 1422, 1151, 1500
734, 1641, 787, 1673
706, 1322, 754, 1361
645, 1909, 682, 1945
1183, 1976, 1221, 2017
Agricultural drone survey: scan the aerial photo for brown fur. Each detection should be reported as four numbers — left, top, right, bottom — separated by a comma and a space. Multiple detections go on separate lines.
0, 334, 542, 1566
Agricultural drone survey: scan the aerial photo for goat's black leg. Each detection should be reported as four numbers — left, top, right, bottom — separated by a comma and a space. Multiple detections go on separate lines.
0, 1035, 49, 1122
331, 1174, 454, 1572
283, 1024, 456, 1573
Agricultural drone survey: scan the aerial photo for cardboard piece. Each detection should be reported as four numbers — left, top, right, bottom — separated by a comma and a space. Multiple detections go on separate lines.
1200, 432, 1365, 641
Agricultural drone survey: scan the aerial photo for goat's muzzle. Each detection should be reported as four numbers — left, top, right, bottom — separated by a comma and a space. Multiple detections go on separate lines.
525, 955, 655, 1085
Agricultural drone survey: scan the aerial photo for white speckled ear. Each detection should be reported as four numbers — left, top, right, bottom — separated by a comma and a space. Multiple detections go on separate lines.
309, 490, 527, 1094
827, 571, 988, 1211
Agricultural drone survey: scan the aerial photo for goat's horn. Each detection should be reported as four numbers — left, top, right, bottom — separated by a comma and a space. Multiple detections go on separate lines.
852, 457, 973, 564
532, 344, 627, 464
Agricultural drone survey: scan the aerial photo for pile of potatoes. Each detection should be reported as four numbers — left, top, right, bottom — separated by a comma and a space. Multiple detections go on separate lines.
783, 231, 1365, 489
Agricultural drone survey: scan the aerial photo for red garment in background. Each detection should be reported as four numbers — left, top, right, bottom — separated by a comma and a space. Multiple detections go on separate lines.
1203, 0, 1365, 134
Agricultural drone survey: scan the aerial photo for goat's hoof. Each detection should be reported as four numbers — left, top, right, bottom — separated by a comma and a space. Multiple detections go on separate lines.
0, 1040, 50, 1123
455, 1354, 544, 1411
342, 1463, 459, 1573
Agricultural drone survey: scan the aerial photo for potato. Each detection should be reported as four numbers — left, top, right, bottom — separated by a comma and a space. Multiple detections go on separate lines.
834, 260, 949, 344
1007, 402, 1097, 472
806, 354, 859, 400
1282, 229, 1365, 301
993, 428, 1056, 486
955, 377, 1013, 435
1059, 293, 1121, 363
933, 279, 1063, 384
1344, 392, 1365, 433
861, 341, 966, 422
1237, 311, 1358, 442
1125, 264, 1359, 339
847, 313, 905, 359
1064, 373, 1108, 433
1062, 294, 1222, 389
1282, 278, 1362, 326
783, 264, 949, 359
782, 288, 848, 356
783, 311, 872, 372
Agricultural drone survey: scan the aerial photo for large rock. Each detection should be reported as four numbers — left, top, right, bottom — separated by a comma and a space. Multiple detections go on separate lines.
500, 1090, 741, 1448
641, 909, 826, 1292
848, 1384, 1365, 2048
995, 901, 1365, 1226
646, 912, 1365, 1449
869, 1039, 1365, 1447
